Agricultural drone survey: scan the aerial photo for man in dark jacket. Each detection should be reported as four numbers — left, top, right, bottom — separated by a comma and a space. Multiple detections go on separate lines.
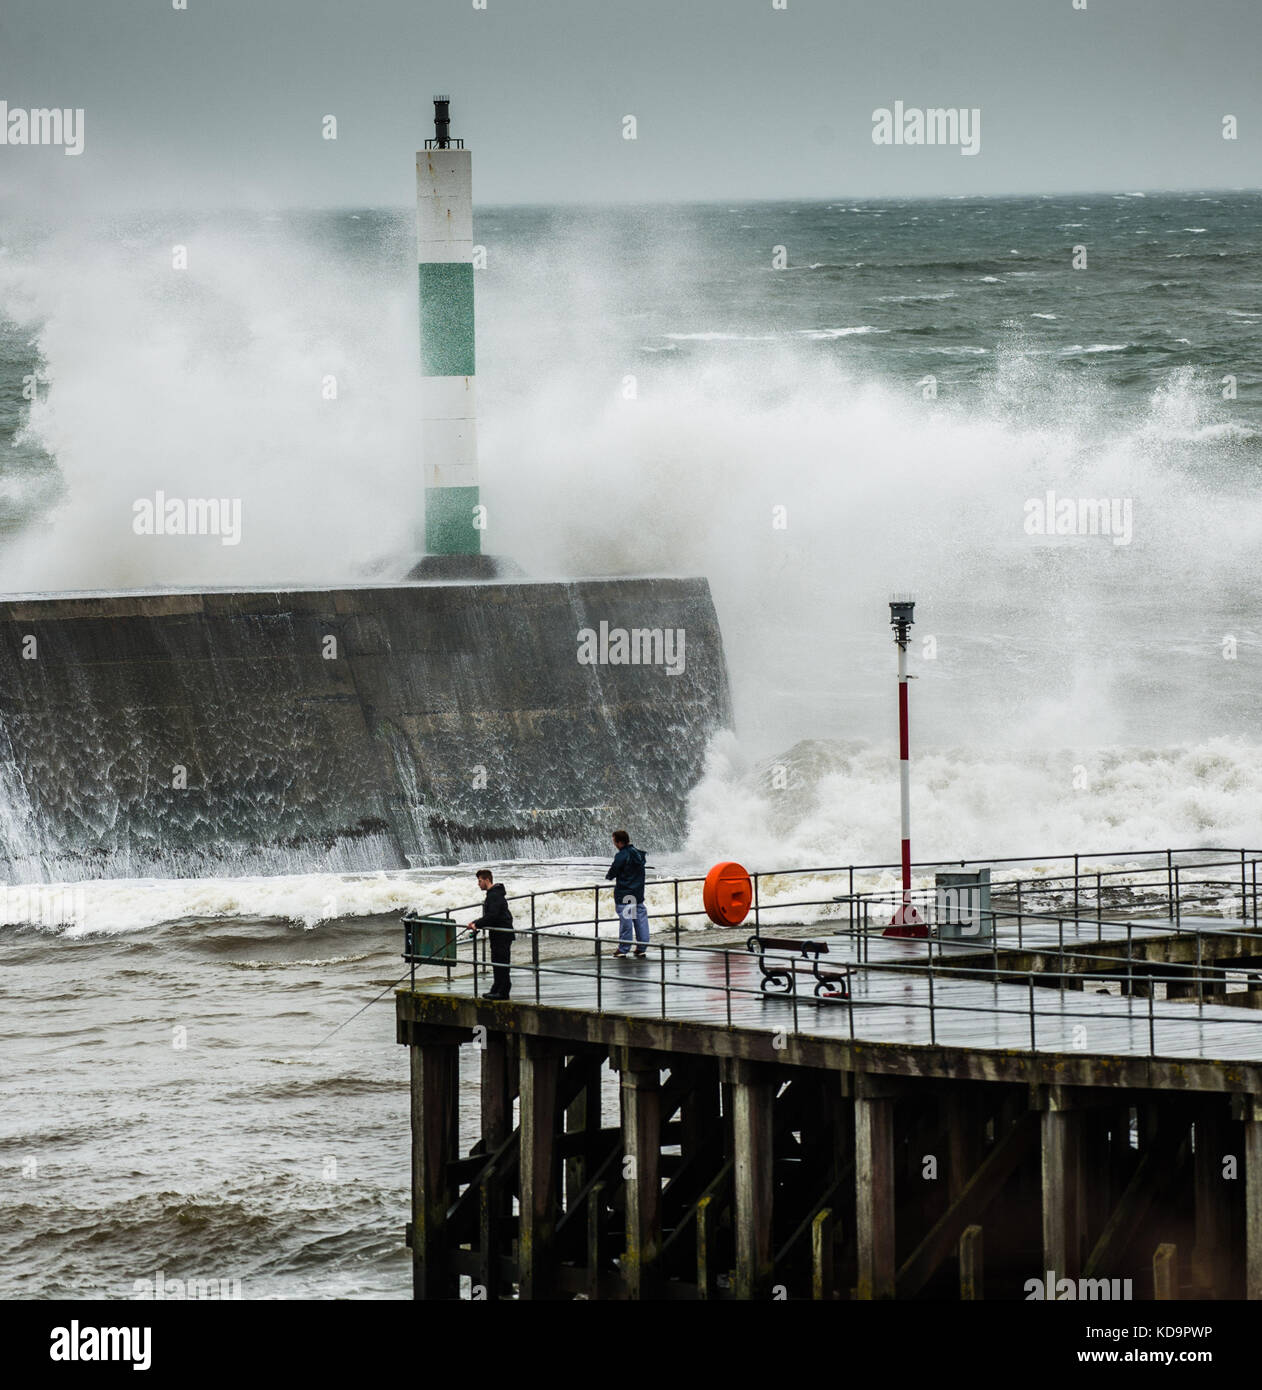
468, 869, 514, 998
606, 829, 649, 958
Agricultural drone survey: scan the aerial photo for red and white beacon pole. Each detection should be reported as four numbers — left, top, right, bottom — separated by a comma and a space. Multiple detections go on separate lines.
885, 596, 927, 937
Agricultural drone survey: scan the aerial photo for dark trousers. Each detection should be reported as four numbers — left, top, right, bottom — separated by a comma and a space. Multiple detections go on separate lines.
487, 928, 512, 996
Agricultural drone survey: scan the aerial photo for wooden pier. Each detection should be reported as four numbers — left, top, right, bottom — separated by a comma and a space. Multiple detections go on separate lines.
396, 921, 1262, 1300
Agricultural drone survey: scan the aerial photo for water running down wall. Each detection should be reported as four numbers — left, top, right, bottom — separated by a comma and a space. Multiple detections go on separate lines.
0, 577, 732, 882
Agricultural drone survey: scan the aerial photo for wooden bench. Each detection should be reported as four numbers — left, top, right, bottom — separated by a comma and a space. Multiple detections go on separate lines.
746, 934, 851, 1000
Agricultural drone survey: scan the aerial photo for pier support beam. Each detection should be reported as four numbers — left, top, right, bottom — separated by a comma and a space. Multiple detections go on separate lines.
614, 1048, 663, 1299
959, 1224, 984, 1300
722, 1057, 776, 1300
811, 1209, 837, 1300
519, 1038, 562, 1300
1245, 1096, 1262, 1300
400, 977, 1262, 1300
1040, 1086, 1086, 1281
480, 1031, 513, 1151
565, 1052, 603, 1207
1082, 1107, 1113, 1241
947, 1089, 982, 1203
855, 1077, 897, 1300
680, 1058, 721, 1169
410, 1034, 465, 1300
477, 1032, 514, 1299
896, 1110, 1038, 1299
1153, 1243, 1178, 1300
1193, 1097, 1231, 1295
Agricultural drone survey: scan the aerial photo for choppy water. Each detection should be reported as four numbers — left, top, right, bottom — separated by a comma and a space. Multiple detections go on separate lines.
2, 193, 1260, 1296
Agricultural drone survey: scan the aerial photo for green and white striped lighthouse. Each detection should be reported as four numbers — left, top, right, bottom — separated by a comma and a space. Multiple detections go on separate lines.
417, 96, 479, 556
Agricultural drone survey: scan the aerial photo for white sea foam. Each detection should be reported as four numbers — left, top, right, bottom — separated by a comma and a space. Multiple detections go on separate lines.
796, 326, 886, 339
0, 862, 619, 936
0, 219, 422, 588
684, 732, 1262, 877
664, 331, 776, 342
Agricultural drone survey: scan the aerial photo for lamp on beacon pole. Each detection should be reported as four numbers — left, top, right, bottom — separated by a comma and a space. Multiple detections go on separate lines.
885, 596, 927, 938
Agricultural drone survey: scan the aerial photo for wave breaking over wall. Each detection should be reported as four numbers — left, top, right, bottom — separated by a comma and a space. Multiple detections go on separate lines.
0, 577, 731, 881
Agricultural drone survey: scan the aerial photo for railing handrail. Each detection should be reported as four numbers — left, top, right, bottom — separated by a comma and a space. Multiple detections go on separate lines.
401, 903, 1262, 1063
414, 847, 1262, 931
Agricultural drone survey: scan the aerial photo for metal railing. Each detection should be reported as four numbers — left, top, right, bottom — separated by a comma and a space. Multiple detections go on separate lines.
408, 846, 1262, 957
400, 847, 1262, 1063
402, 913, 1262, 1062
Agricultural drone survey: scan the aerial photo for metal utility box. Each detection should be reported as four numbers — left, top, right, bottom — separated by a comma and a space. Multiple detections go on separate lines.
935, 868, 992, 940
403, 913, 459, 963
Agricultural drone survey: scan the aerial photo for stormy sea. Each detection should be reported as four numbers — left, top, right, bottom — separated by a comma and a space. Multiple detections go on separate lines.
1, 191, 1260, 1296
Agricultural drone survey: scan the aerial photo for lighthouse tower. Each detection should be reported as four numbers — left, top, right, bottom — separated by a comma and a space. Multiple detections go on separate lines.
417, 96, 479, 557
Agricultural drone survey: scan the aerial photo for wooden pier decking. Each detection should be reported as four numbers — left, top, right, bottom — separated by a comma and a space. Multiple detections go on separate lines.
410, 932, 1262, 1065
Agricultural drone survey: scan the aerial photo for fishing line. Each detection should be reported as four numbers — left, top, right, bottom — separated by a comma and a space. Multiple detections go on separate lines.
308, 925, 478, 1052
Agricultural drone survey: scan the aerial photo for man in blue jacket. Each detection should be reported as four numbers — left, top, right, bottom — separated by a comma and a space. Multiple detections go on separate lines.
606, 829, 649, 958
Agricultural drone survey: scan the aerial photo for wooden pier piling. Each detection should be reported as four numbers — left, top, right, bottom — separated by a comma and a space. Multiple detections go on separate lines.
397, 942, 1262, 1300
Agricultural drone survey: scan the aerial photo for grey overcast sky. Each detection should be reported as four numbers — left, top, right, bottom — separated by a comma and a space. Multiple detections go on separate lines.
0, 0, 1258, 210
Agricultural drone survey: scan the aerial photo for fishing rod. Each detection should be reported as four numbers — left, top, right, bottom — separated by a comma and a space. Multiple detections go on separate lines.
308, 923, 480, 1052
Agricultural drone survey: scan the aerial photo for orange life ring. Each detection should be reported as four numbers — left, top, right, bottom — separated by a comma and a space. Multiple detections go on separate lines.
703, 861, 753, 926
